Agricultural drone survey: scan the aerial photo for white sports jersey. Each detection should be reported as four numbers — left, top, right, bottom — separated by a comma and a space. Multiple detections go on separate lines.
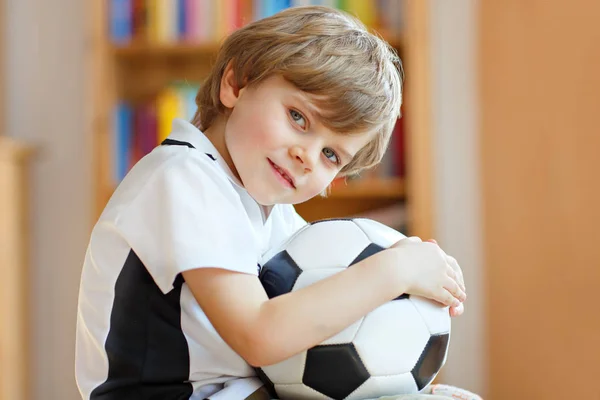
75, 119, 307, 399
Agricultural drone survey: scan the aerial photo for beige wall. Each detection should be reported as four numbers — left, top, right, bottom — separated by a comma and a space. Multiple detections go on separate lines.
5, 0, 91, 398
429, 0, 486, 396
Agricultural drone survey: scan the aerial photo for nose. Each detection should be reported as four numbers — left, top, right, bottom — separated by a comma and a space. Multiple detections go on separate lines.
289, 144, 317, 173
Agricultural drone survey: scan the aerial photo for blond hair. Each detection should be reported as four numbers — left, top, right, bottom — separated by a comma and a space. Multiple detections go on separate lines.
192, 5, 403, 177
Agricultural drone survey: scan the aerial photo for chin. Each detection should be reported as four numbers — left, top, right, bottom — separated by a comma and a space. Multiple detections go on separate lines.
245, 185, 276, 206
253, 196, 275, 206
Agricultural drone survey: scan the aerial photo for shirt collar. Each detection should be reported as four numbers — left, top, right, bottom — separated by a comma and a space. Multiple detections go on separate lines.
168, 118, 244, 188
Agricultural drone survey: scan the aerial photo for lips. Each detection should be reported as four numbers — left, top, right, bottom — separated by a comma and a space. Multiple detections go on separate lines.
268, 158, 295, 188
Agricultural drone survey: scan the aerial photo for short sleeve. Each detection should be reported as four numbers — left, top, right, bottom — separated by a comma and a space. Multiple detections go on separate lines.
115, 156, 260, 294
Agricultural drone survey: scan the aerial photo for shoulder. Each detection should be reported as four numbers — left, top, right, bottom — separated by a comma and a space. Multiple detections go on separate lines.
95, 147, 258, 293
145, 146, 231, 192
103, 146, 237, 222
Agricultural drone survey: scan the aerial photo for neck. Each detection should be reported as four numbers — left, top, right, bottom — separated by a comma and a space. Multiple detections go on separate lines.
203, 115, 239, 180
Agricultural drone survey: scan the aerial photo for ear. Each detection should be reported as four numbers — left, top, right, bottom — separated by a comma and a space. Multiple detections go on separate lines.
220, 61, 242, 109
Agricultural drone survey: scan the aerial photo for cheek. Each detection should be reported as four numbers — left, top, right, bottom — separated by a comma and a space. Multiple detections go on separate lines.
228, 105, 281, 149
303, 170, 338, 198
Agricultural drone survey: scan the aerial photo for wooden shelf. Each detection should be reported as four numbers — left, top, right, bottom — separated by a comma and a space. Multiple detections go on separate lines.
100, 176, 403, 208
295, 177, 404, 222
328, 177, 404, 199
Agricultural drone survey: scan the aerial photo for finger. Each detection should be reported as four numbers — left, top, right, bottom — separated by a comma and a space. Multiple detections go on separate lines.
434, 289, 461, 308
449, 257, 465, 289
446, 256, 466, 292
445, 266, 465, 296
444, 277, 466, 302
449, 302, 465, 317
426, 238, 438, 245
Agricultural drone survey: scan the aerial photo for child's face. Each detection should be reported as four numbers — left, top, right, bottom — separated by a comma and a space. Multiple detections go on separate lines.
222, 74, 373, 206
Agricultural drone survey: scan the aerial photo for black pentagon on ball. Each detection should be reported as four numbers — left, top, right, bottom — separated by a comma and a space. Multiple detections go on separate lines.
411, 333, 450, 390
259, 250, 302, 299
303, 343, 369, 400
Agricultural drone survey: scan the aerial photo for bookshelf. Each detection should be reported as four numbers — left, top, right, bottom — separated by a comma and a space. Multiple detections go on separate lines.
90, 1, 433, 236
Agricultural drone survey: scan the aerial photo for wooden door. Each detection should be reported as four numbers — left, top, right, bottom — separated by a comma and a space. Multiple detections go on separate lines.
480, 1, 600, 399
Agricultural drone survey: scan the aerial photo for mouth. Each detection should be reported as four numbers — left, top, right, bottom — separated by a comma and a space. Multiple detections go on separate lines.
268, 158, 296, 189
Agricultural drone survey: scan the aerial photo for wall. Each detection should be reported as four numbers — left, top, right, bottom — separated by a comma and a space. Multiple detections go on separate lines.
480, 1, 600, 399
4, 0, 91, 398
430, 0, 487, 396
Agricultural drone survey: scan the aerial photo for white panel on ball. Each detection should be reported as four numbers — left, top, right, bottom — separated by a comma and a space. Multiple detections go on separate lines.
352, 219, 406, 247
352, 301, 430, 375
286, 221, 371, 270
261, 223, 312, 263
321, 317, 365, 345
261, 351, 307, 385
409, 296, 451, 335
346, 374, 419, 400
276, 383, 332, 400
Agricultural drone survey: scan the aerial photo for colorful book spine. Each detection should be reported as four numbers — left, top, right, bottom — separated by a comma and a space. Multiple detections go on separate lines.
177, 0, 187, 37
110, 0, 399, 44
313, 0, 340, 8
155, 0, 178, 43
110, 0, 133, 44
341, 0, 376, 27
113, 83, 201, 181
114, 102, 133, 183
131, 0, 147, 41
157, 87, 181, 143
145, 0, 159, 43
291, 0, 313, 7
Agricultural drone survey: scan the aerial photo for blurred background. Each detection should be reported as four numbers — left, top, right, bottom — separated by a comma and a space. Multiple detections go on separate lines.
1, 0, 599, 399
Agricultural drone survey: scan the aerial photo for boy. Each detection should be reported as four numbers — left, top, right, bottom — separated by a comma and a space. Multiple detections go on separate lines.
76, 6, 467, 399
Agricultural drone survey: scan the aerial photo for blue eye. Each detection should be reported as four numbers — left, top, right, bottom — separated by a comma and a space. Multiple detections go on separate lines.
289, 109, 307, 128
323, 148, 339, 164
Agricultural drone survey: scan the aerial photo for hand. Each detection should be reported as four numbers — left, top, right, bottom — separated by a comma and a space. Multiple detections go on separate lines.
425, 383, 483, 399
389, 237, 467, 309
425, 239, 466, 317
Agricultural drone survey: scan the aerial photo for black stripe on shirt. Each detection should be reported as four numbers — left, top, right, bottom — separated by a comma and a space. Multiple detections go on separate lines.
90, 250, 193, 399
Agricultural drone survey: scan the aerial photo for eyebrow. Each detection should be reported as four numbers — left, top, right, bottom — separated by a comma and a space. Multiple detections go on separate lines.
288, 92, 354, 164
290, 92, 324, 122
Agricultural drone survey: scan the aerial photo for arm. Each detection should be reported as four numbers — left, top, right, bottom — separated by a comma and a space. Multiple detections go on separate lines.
183, 239, 466, 368
182, 249, 399, 367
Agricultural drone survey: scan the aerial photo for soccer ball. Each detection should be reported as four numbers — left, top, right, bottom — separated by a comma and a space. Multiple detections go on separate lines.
257, 218, 451, 400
